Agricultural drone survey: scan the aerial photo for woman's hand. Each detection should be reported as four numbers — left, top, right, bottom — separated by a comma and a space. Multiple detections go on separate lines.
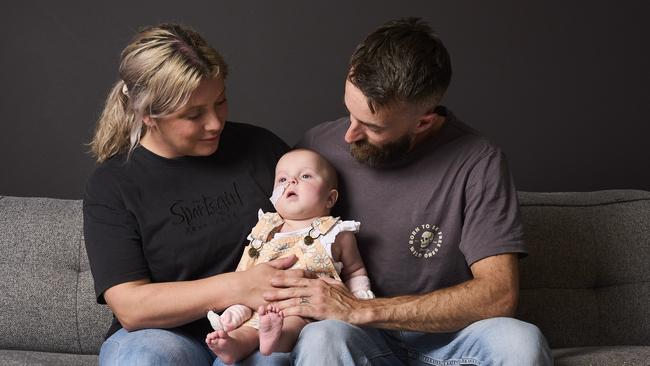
236, 255, 299, 309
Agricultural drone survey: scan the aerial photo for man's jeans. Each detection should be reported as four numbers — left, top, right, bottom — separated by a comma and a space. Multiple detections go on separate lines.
99, 317, 552, 365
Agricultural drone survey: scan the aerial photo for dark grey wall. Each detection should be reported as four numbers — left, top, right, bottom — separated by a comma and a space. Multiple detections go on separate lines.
1, 1, 648, 199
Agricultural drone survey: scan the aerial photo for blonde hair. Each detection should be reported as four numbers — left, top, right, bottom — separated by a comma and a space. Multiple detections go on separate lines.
89, 24, 228, 163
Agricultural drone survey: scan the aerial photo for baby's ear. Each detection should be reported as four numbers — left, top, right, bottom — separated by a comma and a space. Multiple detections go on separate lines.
326, 189, 339, 209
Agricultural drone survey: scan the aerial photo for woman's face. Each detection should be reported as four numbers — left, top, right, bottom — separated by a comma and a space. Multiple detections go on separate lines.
141, 77, 228, 158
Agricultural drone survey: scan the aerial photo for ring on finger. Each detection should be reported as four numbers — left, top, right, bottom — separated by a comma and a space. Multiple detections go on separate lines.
300, 296, 309, 304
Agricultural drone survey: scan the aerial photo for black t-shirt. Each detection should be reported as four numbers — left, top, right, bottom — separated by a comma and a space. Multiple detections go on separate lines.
83, 122, 288, 340
297, 111, 526, 297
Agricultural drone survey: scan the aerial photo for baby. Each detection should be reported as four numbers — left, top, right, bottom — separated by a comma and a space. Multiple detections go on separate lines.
205, 148, 374, 364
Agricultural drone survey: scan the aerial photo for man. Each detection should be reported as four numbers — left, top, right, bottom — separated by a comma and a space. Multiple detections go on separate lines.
266, 17, 552, 365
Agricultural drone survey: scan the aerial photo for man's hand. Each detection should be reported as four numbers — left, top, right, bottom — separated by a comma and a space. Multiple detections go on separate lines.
263, 274, 366, 324
264, 253, 519, 333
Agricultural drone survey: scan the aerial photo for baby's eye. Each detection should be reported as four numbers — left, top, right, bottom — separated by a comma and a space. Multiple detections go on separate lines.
301, 174, 311, 179
278, 177, 287, 183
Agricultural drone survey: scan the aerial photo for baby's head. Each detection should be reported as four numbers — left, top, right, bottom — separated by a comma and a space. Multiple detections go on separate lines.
271, 149, 338, 220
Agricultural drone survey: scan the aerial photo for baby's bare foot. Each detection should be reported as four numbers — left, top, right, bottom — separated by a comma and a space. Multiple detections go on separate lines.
259, 305, 284, 355
205, 330, 249, 365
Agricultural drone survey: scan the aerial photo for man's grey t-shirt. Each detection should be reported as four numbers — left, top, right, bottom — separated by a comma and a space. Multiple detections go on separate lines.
297, 111, 526, 297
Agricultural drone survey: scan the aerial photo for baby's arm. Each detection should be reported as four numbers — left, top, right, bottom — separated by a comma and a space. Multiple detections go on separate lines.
332, 231, 375, 299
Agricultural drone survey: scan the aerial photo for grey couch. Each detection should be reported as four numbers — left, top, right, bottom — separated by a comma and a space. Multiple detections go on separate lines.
1, 191, 648, 365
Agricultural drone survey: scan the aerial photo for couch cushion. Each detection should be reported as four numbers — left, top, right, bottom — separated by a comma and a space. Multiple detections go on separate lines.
0, 349, 98, 366
553, 346, 650, 366
0, 196, 112, 354
517, 190, 650, 348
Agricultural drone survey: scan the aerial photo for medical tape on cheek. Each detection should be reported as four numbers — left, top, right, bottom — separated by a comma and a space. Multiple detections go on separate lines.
269, 183, 288, 205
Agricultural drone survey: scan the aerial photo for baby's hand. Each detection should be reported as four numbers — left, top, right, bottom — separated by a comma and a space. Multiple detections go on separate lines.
220, 304, 252, 331
207, 305, 252, 332
207, 310, 223, 331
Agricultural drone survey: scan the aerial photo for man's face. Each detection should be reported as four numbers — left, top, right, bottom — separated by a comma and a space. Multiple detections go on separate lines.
343, 80, 421, 166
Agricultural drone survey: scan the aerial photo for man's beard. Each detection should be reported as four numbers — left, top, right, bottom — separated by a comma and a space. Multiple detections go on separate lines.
350, 135, 411, 167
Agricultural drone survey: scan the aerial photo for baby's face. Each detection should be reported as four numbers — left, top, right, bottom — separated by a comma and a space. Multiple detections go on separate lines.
272, 150, 336, 220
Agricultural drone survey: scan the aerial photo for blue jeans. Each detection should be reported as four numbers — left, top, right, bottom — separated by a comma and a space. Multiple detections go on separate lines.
221, 318, 552, 366
99, 328, 215, 365
101, 317, 552, 365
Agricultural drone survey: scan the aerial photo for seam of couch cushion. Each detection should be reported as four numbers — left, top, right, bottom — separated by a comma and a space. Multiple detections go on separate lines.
520, 197, 650, 208
595, 280, 650, 290
74, 215, 83, 354
522, 280, 650, 291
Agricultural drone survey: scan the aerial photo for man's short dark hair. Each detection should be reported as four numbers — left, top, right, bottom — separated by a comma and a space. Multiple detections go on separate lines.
348, 17, 452, 112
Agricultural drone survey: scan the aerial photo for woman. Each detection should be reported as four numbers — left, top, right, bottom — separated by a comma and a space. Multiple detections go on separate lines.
84, 23, 292, 364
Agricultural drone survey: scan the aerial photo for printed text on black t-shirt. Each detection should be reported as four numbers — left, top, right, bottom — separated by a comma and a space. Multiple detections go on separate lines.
170, 181, 244, 233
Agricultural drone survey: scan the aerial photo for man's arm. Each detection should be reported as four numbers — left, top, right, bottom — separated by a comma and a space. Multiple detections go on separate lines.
266, 253, 518, 333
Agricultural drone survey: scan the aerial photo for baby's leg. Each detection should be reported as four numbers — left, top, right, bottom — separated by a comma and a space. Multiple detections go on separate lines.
259, 305, 309, 355
205, 326, 259, 365
208, 305, 253, 332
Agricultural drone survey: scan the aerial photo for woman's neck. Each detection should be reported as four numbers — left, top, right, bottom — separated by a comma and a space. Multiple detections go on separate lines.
140, 131, 179, 159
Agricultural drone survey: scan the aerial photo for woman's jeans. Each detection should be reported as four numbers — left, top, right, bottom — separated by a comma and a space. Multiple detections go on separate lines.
99, 317, 552, 365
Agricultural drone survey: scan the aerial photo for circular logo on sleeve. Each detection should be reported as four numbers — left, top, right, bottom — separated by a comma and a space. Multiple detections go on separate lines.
409, 224, 443, 259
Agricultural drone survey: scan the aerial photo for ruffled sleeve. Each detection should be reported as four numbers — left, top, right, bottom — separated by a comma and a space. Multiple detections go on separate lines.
246, 209, 283, 241
320, 219, 360, 260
